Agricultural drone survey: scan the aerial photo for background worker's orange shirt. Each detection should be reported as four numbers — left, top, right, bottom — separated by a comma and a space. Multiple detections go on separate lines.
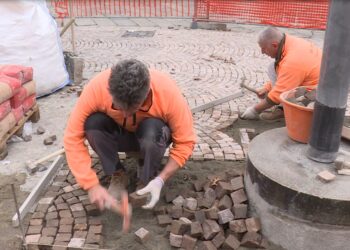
265, 34, 322, 104
64, 69, 196, 190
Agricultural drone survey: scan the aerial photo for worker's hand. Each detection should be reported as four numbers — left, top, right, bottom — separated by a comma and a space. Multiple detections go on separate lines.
88, 184, 118, 211
256, 87, 268, 99
136, 176, 164, 209
241, 106, 260, 120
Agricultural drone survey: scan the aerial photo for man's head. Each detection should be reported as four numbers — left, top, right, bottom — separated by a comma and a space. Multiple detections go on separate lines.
108, 59, 150, 117
258, 27, 284, 59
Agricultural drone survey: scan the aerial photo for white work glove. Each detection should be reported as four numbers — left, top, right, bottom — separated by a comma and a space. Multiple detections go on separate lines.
136, 176, 164, 209
241, 106, 260, 120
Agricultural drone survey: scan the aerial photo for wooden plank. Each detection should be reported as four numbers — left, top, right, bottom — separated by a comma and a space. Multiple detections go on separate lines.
12, 155, 64, 227
191, 91, 243, 114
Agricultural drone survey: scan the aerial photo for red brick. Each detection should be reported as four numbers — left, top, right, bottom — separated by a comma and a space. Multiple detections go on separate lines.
70, 203, 84, 212
230, 176, 244, 191
217, 209, 234, 224
181, 234, 197, 250
185, 198, 197, 211
30, 219, 43, 226
66, 197, 79, 205
25, 234, 41, 244
190, 221, 203, 238
232, 204, 247, 219
89, 225, 102, 234
74, 223, 88, 231
223, 234, 240, 250
212, 231, 225, 248
42, 227, 58, 237
205, 207, 219, 220
135, 227, 151, 244
194, 210, 206, 224
59, 225, 73, 234
87, 217, 100, 225
39, 236, 54, 245
170, 205, 183, 219
129, 192, 148, 208
229, 219, 247, 233
230, 189, 247, 204
245, 218, 261, 232
27, 225, 42, 235
46, 219, 59, 227
73, 210, 87, 218
57, 203, 69, 211
45, 211, 58, 220
157, 214, 172, 226
55, 233, 72, 242
60, 217, 74, 225
202, 220, 220, 240
169, 233, 183, 248
73, 230, 88, 238
182, 208, 195, 220
215, 182, 233, 199
59, 210, 72, 218
218, 195, 232, 210
241, 232, 262, 248
85, 233, 102, 245
68, 238, 86, 248
170, 220, 189, 235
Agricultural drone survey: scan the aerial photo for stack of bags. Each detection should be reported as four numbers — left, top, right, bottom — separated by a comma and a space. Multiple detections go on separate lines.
0, 65, 36, 139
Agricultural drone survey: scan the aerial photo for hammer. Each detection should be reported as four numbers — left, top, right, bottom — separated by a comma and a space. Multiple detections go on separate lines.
240, 81, 259, 95
106, 191, 132, 233
26, 148, 65, 173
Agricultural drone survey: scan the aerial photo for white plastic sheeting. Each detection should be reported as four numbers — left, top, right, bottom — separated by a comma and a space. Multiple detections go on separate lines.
0, 0, 70, 96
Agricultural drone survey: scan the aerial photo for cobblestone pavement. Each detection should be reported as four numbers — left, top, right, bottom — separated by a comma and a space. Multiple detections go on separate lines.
61, 17, 325, 161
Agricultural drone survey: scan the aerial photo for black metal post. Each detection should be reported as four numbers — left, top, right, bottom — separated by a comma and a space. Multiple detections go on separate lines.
307, 0, 350, 163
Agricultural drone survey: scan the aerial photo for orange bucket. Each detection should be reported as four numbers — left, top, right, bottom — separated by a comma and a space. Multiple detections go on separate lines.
280, 87, 315, 143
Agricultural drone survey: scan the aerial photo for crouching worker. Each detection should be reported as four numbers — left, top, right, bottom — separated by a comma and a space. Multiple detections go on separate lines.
64, 59, 196, 211
241, 26, 322, 121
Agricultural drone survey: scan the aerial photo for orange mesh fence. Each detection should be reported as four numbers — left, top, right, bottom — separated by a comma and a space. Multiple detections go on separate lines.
193, 0, 329, 30
48, 0, 194, 18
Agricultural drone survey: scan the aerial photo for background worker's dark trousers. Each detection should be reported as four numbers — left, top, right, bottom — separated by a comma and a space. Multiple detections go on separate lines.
84, 112, 171, 184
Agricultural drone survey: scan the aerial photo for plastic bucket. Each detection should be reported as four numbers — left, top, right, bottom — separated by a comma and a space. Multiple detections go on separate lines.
280, 87, 314, 143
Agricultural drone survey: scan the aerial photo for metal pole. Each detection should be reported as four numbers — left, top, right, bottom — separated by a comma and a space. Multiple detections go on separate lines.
68, 0, 76, 54
307, 0, 350, 162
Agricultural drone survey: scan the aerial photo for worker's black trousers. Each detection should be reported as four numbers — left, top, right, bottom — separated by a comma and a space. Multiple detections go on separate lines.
84, 112, 171, 184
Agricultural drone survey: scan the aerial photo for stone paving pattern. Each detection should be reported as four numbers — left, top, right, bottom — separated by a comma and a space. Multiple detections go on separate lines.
25, 160, 105, 249
60, 18, 327, 161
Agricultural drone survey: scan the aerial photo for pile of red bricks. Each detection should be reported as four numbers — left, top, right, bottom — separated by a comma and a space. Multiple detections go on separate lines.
0, 65, 36, 139
25, 161, 105, 249
152, 172, 268, 249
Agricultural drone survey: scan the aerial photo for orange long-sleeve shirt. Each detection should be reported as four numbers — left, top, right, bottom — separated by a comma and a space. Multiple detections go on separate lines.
64, 69, 196, 190
264, 34, 322, 104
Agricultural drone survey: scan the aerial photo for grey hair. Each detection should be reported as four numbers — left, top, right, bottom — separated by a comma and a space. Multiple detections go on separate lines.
108, 59, 150, 110
258, 27, 283, 44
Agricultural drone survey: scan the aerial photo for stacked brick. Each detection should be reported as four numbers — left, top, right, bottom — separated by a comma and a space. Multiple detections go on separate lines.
0, 65, 36, 139
154, 172, 268, 249
25, 161, 105, 249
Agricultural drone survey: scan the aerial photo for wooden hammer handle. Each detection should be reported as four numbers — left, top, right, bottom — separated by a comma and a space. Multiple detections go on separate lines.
34, 148, 65, 165
241, 82, 259, 94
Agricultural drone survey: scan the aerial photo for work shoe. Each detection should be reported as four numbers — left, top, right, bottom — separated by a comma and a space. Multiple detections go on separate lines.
260, 107, 285, 122
108, 169, 129, 200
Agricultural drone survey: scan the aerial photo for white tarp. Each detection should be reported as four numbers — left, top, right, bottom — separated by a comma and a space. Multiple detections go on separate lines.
0, 0, 69, 96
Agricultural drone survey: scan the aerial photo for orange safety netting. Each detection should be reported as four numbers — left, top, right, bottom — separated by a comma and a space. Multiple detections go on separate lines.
49, 0, 193, 18
49, 0, 329, 30
194, 0, 329, 30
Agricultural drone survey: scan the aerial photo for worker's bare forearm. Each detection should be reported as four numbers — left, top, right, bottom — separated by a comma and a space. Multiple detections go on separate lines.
158, 157, 180, 182
254, 99, 274, 113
